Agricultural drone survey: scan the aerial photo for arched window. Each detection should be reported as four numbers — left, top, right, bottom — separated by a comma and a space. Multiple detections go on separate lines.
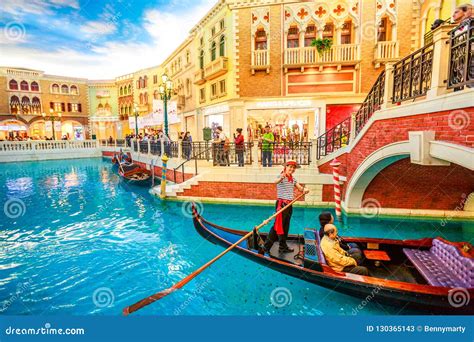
139, 93, 144, 104
98, 103, 104, 109
144, 76, 148, 88
304, 24, 316, 47
31, 81, 39, 91
210, 41, 217, 61
61, 84, 69, 94
70, 85, 78, 94
186, 78, 191, 96
128, 84, 132, 94
128, 104, 132, 115
10, 96, 20, 114
9, 79, 18, 90
219, 35, 225, 57
154, 90, 159, 100
120, 86, 123, 96
186, 50, 191, 64
21, 96, 31, 114
199, 50, 204, 69
144, 92, 148, 104
323, 22, 334, 41
255, 28, 267, 50
32, 97, 41, 114
341, 20, 353, 44
52, 84, 59, 93
377, 17, 392, 42
20, 80, 29, 91
287, 26, 299, 48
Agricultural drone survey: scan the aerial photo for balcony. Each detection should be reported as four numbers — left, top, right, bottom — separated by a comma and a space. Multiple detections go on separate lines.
203, 56, 228, 80
193, 69, 206, 85
251, 50, 270, 74
283, 44, 360, 72
374, 41, 399, 68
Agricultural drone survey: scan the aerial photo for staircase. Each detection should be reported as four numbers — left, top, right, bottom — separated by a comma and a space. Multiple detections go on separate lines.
151, 173, 206, 198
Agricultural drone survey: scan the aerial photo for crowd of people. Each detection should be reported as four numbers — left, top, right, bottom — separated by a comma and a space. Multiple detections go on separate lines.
1, 133, 72, 141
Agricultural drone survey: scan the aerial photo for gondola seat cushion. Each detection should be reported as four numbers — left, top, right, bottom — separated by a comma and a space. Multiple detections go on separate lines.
403, 239, 474, 288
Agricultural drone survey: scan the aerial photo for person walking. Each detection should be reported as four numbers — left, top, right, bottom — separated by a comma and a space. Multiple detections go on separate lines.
263, 160, 309, 254
261, 125, 274, 167
234, 128, 245, 167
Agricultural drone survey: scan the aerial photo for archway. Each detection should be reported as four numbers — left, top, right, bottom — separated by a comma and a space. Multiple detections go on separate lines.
60, 120, 84, 140
0, 119, 28, 140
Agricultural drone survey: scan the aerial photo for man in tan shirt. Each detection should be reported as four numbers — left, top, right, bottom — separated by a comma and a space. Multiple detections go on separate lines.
320, 224, 369, 276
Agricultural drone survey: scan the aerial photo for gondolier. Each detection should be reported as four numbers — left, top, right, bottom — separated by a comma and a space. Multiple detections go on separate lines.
264, 160, 309, 254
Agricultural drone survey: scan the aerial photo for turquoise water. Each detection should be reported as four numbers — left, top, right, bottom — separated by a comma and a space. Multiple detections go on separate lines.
0, 158, 472, 316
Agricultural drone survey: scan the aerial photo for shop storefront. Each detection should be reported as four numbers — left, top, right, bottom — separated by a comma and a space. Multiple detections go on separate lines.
91, 117, 119, 140
244, 99, 325, 142
202, 103, 230, 140
0, 120, 28, 140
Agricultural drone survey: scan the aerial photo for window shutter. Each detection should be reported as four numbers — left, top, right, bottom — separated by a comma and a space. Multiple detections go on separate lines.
67, 103, 72, 112
50, 102, 54, 109
78, 103, 82, 112
61, 102, 65, 112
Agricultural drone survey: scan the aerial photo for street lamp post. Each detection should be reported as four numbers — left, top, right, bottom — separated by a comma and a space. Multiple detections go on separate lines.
158, 74, 174, 137
42, 108, 62, 140
133, 103, 139, 137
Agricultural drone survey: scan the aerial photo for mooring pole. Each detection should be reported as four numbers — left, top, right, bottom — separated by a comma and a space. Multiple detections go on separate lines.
330, 158, 342, 220
160, 154, 169, 199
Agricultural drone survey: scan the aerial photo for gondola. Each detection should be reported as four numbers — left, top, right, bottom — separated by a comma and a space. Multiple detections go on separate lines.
118, 162, 153, 186
192, 205, 474, 314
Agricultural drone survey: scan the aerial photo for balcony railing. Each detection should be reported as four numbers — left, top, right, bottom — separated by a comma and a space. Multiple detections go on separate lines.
283, 44, 359, 68
251, 50, 270, 74
203, 56, 228, 80
193, 69, 205, 85
392, 42, 434, 103
374, 41, 399, 67
448, 18, 474, 89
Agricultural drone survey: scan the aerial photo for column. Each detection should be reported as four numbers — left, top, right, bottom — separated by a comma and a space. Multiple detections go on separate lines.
426, 24, 456, 99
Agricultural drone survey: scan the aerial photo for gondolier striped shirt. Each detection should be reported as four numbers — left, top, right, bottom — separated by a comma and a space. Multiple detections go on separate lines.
277, 176, 297, 200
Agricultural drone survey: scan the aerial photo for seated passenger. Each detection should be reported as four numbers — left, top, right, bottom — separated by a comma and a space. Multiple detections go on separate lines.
318, 211, 363, 264
320, 224, 369, 276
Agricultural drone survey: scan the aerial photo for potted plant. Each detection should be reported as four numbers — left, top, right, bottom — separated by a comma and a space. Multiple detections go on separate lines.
311, 38, 333, 56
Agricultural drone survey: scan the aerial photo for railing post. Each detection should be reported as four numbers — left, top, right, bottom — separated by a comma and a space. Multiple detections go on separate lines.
381, 62, 395, 109
178, 140, 182, 160
349, 112, 357, 143
426, 24, 456, 99
147, 140, 151, 156
310, 138, 318, 167
252, 140, 259, 168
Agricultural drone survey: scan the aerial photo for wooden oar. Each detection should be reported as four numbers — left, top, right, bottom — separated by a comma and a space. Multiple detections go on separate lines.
123, 192, 306, 315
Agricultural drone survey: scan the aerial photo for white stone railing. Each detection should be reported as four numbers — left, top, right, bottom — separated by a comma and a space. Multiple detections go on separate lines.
285, 44, 360, 66
252, 49, 269, 66
0, 140, 99, 152
374, 41, 399, 62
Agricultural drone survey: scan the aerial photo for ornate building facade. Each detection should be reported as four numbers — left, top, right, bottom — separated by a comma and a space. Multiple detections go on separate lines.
0, 0, 464, 141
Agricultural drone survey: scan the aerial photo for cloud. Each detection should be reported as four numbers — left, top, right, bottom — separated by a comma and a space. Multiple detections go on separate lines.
0, 0, 216, 79
0, 0, 79, 17
80, 20, 117, 37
